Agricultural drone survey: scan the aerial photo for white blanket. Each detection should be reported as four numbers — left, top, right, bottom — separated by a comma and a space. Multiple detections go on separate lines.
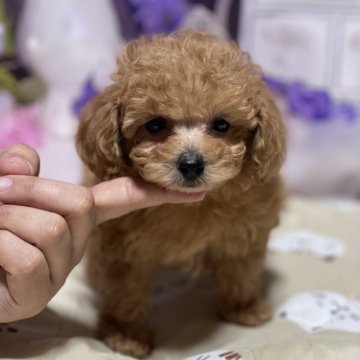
1, 198, 360, 360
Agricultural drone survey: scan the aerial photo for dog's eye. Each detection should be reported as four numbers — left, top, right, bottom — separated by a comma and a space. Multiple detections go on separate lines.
145, 117, 167, 134
212, 118, 230, 133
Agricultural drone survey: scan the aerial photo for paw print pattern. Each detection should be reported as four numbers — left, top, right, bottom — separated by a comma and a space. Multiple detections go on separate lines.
276, 291, 360, 333
0, 323, 18, 334
268, 231, 345, 260
186, 350, 243, 360
219, 351, 242, 360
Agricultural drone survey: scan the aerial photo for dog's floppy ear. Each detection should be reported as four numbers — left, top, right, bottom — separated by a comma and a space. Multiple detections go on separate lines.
76, 84, 124, 180
250, 84, 286, 181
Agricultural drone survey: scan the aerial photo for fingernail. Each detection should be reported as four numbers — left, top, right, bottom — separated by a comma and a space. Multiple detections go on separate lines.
0, 177, 13, 191
8, 157, 33, 175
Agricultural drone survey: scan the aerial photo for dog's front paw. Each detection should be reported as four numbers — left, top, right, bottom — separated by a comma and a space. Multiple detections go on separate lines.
219, 299, 272, 326
99, 317, 153, 358
104, 330, 152, 359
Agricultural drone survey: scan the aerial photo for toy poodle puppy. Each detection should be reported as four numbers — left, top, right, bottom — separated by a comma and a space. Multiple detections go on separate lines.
76, 30, 286, 358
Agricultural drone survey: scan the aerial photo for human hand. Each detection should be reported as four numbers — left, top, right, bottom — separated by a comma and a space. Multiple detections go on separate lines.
0, 144, 96, 322
0, 144, 204, 322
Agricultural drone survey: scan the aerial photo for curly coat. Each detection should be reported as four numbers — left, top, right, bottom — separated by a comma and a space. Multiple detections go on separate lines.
77, 30, 286, 358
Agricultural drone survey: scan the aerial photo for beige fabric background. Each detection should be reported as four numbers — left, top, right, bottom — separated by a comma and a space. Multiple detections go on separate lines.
0, 198, 359, 360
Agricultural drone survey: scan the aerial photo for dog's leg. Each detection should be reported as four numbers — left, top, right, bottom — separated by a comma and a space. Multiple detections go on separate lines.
97, 262, 155, 358
208, 232, 272, 326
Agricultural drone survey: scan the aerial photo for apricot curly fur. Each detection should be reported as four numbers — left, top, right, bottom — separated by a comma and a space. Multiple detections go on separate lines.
77, 30, 286, 358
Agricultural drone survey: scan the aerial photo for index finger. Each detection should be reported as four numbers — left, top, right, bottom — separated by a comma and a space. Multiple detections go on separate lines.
0, 176, 95, 262
92, 177, 205, 224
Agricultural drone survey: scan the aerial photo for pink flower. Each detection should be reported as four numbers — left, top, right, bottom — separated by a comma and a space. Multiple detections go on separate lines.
0, 104, 44, 148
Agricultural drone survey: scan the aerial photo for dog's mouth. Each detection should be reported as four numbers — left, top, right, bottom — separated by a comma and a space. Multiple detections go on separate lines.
175, 180, 206, 193
167, 172, 209, 194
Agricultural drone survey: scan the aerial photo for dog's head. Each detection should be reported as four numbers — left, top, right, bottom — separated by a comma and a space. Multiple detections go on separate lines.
77, 30, 286, 193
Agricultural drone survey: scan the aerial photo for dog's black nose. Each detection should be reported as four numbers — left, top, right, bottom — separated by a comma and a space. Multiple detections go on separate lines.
177, 152, 205, 181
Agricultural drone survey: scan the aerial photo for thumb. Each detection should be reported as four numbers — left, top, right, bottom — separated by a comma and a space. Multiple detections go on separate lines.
0, 144, 40, 176
91, 177, 205, 225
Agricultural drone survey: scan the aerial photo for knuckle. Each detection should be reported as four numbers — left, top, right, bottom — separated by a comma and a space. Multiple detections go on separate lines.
0, 205, 12, 224
0, 229, 12, 244
16, 250, 44, 276
44, 215, 68, 242
22, 176, 38, 195
122, 177, 136, 205
73, 187, 95, 215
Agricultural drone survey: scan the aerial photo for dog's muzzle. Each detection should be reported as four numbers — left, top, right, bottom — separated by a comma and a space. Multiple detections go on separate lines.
177, 151, 205, 181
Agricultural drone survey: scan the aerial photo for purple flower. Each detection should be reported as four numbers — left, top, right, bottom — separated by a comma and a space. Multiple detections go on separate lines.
128, 0, 189, 35
287, 83, 333, 121
263, 75, 288, 95
334, 102, 358, 123
264, 75, 359, 123
73, 80, 98, 117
